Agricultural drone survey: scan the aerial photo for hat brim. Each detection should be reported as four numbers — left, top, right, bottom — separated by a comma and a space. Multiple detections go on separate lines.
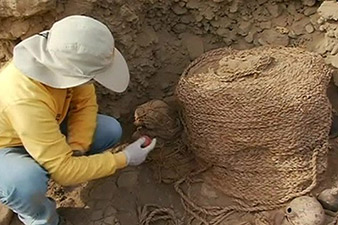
14, 34, 129, 92
13, 34, 94, 89
94, 48, 130, 93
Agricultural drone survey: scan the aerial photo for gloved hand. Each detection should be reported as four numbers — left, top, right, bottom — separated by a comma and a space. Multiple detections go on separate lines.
123, 137, 157, 166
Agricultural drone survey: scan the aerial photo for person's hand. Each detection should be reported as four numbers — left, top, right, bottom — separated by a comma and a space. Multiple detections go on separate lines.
123, 137, 157, 166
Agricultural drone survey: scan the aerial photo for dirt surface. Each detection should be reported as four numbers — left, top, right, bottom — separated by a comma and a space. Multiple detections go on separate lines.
7, 132, 338, 225
1, 0, 338, 119
3, 0, 338, 225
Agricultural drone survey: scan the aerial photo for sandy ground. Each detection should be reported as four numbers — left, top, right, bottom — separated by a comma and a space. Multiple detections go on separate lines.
7, 133, 338, 225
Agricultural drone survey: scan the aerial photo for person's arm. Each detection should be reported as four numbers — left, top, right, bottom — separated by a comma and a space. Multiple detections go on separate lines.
67, 84, 98, 154
5, 99, 126, 186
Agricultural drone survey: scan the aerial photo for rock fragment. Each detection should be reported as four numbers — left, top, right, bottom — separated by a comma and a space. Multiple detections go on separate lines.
318, 187, 338, 212
0, 0, 56, 17
305, 23, 315, 33
302, 0, 316, 7
259, 29, 289, 46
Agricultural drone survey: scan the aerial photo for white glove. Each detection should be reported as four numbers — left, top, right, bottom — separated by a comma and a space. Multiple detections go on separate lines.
123, 137, 157, 166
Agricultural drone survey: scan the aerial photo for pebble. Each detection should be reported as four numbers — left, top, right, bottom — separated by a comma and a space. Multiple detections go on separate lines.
104, 216, 117, 225
304, 7, 318, 16
91, 210, 104, 221
305, 23, 315, 33
291, 17, 311, 35
104, 206, 118, 217
172, 4, 188, 15
318, 187, 338, 212
260, 29, 289, 46
302, 0, 316, 7
172, 23, 187, 34
260, 21, 272, 30
266, 3, 283, 18
238, 21, 252, 36
245, 31, 255, 43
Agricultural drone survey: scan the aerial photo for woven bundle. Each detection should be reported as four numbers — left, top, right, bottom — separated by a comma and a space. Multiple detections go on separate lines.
176, 46, 332, 207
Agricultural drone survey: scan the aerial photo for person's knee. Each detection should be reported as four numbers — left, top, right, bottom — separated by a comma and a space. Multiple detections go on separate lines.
109, 117, 123, 142
98, 115, 123, 146
0, 163, 47, 207
90, 115, 123, 153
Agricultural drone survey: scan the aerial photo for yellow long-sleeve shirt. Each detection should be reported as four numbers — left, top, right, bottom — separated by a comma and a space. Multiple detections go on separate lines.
0, 62, 127, 186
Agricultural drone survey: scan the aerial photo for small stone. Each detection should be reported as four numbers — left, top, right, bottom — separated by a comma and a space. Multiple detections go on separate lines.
305, 24, 315, 33
287, 2, 298, 16
172, 4, 188, 15
186, 0, 201, 9
331, 44, 338, 55
238, 21, 252, 36
288, 30, 298, 39
120, 5, 138, 22
0, 0, 56, 17
245, 31, 255, 43
317, 17, 326, 25
117, 170, 139, 188
266, 3, 283, 18
8, 20, 30, 39
94, 200, 110, 210
257, 0, 268, 5
229, 0, 240, 13
302, 0, 316, 7
91, 210, 104, 221
304, 7, 318, 16
260, 29, 289, 46
216, 28, 230, 37
181, 15, 194, 24
178, 1, 186, 7
260, 21, 272, 30
104, 216, 117, 225
318, 188, 338, 212
0, 204, 13, 225
104, 206, 118, 217
291, 17, 311, 35
172, 23, 187, 34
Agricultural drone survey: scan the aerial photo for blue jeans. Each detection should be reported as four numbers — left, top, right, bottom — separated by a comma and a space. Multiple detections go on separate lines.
0, 114, 122, 225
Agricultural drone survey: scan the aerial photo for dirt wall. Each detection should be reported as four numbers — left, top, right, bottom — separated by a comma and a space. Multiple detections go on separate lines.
0, 0, 336, 119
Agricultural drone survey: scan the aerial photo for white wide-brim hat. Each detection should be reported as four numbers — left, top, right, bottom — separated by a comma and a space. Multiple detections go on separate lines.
13, 15, 130, 92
